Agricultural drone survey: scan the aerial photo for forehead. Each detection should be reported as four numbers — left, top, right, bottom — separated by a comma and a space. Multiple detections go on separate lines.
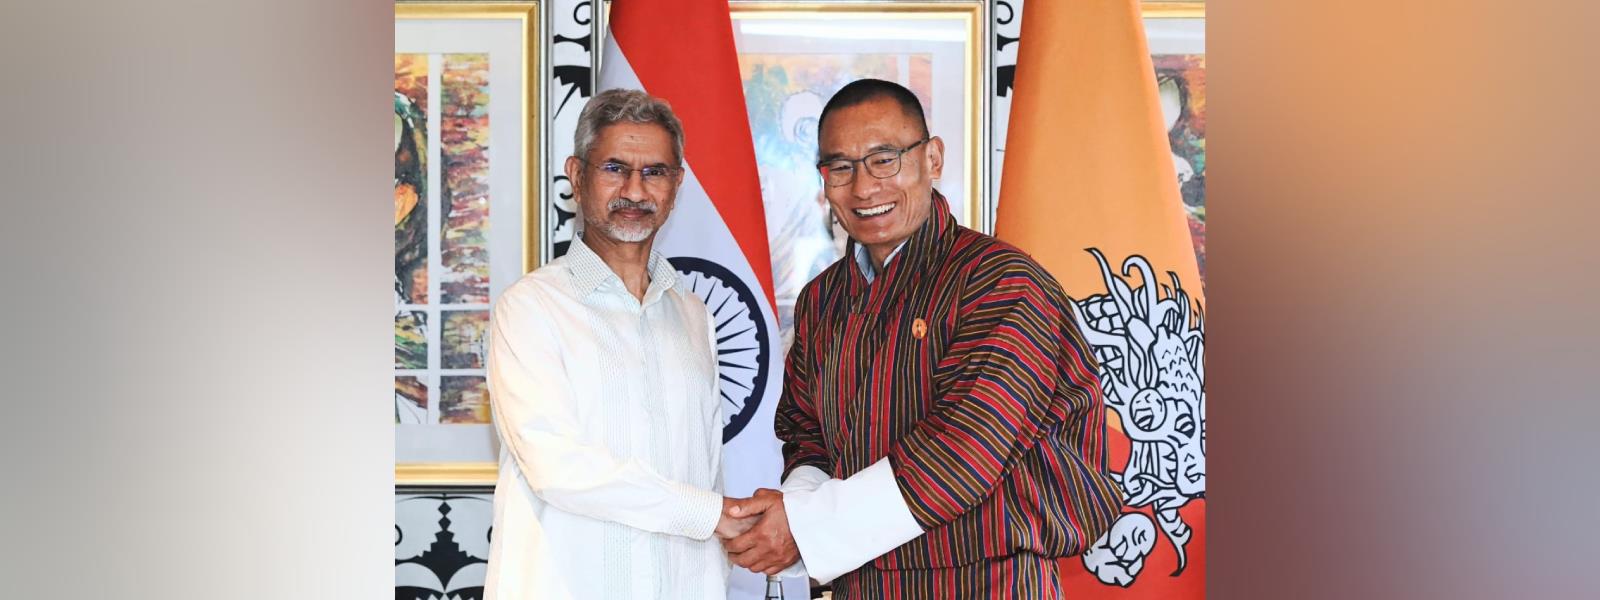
817, 97, 921, 153
591, 121, 675, 162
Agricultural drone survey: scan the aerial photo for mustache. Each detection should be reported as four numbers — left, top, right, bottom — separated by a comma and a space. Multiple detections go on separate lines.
607, 198, 657, 213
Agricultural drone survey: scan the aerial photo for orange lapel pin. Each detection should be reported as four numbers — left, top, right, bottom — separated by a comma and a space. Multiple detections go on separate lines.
912, 318, 928, 340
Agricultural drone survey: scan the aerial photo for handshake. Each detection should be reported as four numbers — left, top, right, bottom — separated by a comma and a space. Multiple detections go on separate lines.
715, 488, 799, 575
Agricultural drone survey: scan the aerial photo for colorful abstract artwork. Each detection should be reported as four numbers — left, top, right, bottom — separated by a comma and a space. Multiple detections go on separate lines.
440, 54, 492, 305
738, 53, 933, 351
441, 310, 490, 370
397, 3, 534, 480
396, 376, 428, 424
1155, 54, 1206, 280
440, 376, 491, 424
395, 52, 494, 426
396, 54, 430, 305
395, 311, 428, 369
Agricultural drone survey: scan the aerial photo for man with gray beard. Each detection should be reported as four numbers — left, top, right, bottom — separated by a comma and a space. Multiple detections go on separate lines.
483, 88, 755, 599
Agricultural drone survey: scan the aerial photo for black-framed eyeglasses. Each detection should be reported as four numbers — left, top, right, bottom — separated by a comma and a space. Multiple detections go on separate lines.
580, 158, 682, 188
815, 138, 929, 187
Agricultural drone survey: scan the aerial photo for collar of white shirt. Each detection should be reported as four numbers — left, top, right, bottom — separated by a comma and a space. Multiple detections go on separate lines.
853, 239, 909, 284
566, 235, 680, 306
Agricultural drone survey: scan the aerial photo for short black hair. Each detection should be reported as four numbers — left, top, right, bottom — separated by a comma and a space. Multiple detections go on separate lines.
817, 78, 930, 143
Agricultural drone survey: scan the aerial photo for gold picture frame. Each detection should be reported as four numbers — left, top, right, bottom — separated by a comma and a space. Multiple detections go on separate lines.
1143, 1, 1205, 19
395, 1, 543, 486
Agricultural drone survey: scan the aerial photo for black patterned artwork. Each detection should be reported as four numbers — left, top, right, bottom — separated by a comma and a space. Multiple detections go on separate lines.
547, 0, 593, 259
991, 0, 1025, 203
396, 491, 493, 600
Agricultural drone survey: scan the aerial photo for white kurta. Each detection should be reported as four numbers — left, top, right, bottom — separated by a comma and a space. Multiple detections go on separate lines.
484, 237, 728, 600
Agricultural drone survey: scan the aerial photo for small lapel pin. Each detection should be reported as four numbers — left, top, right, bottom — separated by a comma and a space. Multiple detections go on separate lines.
912, 318, 928, 340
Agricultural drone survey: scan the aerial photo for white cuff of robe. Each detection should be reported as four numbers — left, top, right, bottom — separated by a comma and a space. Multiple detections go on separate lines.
671, 481, 726, 541
780, 457, 924, 584
779, 465, 832, 494
772, 465, 833, 579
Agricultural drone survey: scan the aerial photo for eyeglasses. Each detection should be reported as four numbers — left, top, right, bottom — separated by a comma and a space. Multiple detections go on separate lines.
581, 159, 682, 189
815, 138, 929, 187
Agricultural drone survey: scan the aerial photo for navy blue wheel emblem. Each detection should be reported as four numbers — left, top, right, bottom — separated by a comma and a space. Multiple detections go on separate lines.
669, 256, 770, 443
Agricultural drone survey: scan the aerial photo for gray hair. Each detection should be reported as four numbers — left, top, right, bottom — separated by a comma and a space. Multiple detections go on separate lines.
573, 88, 685, 166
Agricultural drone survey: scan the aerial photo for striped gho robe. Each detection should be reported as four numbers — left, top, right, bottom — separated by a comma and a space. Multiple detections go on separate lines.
777, 191, 1124, 598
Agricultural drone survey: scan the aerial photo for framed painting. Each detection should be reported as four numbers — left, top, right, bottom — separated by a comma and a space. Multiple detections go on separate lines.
395, 1, 542, 485
595, 0, 986, 350
1144, 3, 1206, 279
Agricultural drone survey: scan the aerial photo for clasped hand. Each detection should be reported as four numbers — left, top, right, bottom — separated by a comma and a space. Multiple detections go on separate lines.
716, 488, 799, 575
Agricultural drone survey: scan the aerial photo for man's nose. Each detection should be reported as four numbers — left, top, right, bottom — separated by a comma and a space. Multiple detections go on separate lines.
848, 164, 879, 199
619, 169, 649, 201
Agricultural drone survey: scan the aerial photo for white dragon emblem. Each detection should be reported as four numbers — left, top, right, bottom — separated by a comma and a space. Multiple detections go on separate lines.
1072, 250, 1205, 586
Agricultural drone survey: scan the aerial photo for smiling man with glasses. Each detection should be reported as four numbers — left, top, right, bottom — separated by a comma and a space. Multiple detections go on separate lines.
723, 78, 1124, 599
572, 158, 683, 242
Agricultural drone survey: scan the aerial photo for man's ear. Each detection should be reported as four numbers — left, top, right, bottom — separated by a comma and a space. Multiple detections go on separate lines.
564, 156, 584, 197
924, 136, 945, 180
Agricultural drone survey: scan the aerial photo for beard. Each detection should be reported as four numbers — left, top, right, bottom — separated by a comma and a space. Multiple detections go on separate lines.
596, 220, 653, 243
587, 198, 658, 243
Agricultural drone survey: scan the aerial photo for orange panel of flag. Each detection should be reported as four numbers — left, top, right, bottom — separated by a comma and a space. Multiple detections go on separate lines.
996, 0, 1206, 596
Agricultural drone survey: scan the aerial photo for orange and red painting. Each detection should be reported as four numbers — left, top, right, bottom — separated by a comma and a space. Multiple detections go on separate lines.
1154, 54, 1206, 281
